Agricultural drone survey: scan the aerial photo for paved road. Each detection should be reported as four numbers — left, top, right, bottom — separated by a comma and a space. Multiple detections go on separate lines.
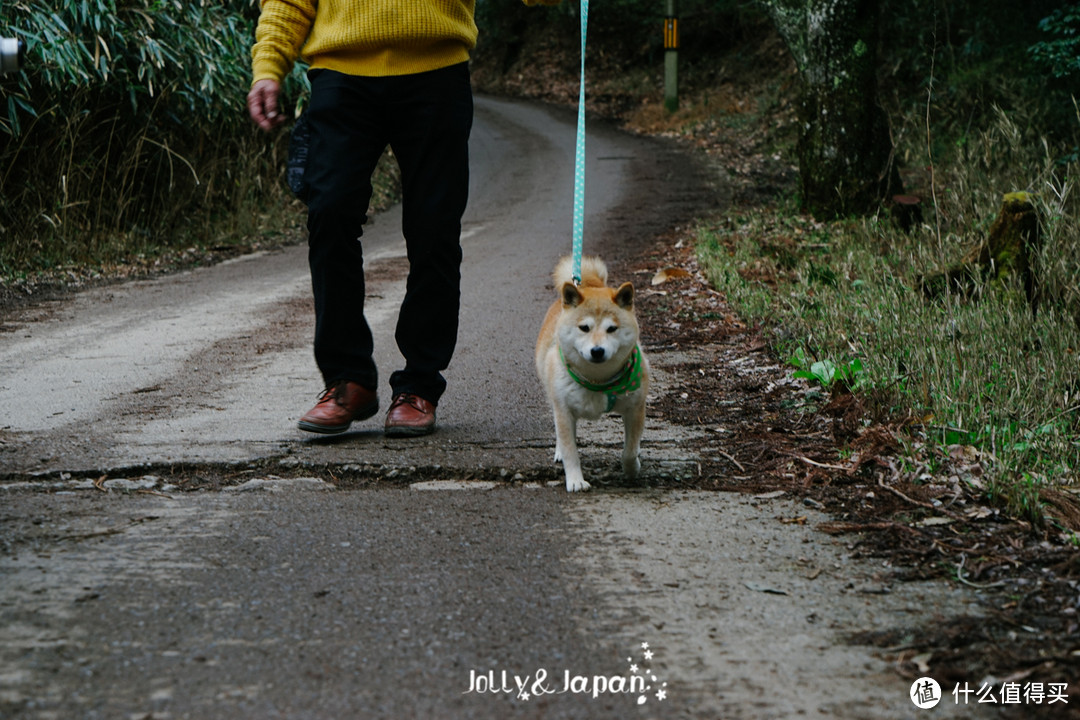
0, 95, 712, 477
0, 97, 984, 719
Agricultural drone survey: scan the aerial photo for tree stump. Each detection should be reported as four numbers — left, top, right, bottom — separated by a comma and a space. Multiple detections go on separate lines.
919, 192, 1041, 311
983, 191, 1040, 309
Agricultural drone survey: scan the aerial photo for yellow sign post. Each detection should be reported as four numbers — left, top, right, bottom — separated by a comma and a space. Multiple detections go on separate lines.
664, 0, 678, 112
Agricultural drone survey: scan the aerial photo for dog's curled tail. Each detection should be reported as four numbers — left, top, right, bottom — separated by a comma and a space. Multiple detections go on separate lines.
553, 255, 608, 289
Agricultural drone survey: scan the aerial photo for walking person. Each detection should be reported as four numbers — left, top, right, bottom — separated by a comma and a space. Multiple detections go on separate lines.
247, 0, 557, 437
247, 1, 481, 437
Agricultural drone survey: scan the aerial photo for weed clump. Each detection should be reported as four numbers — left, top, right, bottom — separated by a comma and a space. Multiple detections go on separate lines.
696, 105, 1080, 527
0, 0, 319, 284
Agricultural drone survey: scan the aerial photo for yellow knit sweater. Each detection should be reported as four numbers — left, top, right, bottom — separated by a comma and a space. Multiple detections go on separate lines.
251, 0, 480, 83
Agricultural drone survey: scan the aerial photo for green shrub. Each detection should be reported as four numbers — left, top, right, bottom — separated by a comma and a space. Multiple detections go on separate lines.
0, 0, 306, 275
1029, 4, 1080, 79
2, 0, 259, 136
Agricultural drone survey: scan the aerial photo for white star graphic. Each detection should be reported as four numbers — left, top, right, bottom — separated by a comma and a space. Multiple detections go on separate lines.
629, 664, 639, 673
644, 650, 654, 660
657, 688, 667, 701
641, 641, 650, 650
521, 692, 531, 702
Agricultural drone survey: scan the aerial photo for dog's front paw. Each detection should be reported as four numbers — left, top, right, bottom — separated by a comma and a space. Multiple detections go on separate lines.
553, 447, 563, 464
622, 453, 641, 478
565, 475, 591, 493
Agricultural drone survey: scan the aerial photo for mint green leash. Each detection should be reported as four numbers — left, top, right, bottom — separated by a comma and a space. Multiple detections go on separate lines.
571, 0, 589, 284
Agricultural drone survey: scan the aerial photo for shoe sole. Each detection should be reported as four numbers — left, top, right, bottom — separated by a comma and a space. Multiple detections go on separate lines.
297, 401, 379, 434
384, 423, 436, 438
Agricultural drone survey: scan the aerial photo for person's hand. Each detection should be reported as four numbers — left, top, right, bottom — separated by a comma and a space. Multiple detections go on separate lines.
247, 79, 286, 132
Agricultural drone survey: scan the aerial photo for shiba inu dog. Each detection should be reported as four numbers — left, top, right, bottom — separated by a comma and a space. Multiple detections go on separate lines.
535, 256, 649, 492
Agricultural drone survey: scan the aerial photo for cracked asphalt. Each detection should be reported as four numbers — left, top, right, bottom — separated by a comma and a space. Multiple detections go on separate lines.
0, 96, 988, 719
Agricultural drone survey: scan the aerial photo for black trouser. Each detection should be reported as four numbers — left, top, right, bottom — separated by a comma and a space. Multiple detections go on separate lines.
304, 63, 473, 406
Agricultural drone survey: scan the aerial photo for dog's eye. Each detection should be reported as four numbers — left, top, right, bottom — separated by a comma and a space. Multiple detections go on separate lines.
606, 326, 618, 334
578, 324, 591, 332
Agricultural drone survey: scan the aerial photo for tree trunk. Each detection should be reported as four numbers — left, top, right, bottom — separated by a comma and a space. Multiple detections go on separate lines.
763, 0, 901, 219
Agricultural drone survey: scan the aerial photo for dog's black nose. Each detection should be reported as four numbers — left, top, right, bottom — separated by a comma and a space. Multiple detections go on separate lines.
590, 347, 606, 362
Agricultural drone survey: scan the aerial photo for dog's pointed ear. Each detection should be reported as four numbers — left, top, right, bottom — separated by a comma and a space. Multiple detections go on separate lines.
614, 282, 634, 310
561, 282, 584, 308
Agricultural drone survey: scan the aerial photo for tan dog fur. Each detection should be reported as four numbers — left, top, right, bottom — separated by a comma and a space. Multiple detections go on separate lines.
535, 256, 649, 491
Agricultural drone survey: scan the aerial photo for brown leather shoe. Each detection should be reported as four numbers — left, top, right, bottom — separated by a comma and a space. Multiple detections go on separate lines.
384, 393, 437, 437
297, 381, 378, 434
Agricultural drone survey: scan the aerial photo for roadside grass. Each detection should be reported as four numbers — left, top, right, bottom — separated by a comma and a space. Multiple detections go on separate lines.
695, 111, 1080, 529
0, 1, 408, 296
0, 146, 400, 294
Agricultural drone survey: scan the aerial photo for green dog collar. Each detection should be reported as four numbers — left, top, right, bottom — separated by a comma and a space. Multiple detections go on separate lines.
560, 345, 643, 411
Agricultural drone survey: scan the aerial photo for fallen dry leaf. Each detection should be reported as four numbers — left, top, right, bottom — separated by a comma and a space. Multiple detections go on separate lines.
915, 516, 954, 527
743, 582, 788, 596
651, 266, 692, 285
911, 651, 933, 673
